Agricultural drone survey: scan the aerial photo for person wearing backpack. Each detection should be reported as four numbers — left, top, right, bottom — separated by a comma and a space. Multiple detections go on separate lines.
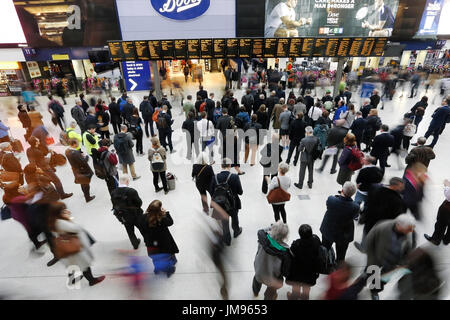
295, 126, 320, 190
192, 152, 215, 213
157, 105, 175, 154
148, 137, 169, 194
111, 175, 144, 250
252, 221, 290, 300
286, 224, 322, 300
114, 125, 140, 181
129, 108, 144, 156
337, 133, 363, 186
319, 181, 359, 263
236, 107, 250, 128
139, 96, 155, 138
71, 100, 87, 133
210, 158, 243, 246
212, 101, 223, 125
96, 139, 119, 195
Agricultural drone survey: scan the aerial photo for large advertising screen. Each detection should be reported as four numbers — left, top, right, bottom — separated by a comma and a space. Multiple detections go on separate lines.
0, 0, 26, 45
438, 0, 450, 35
417, 0, 447, 37
13, 0, 122, 47
265, 0, 400, 38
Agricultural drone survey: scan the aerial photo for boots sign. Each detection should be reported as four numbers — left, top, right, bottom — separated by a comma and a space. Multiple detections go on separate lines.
150, 0, 210, 20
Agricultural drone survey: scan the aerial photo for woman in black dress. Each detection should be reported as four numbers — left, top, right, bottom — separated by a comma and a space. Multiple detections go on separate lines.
137, 200, 179, 277
192, 152, 215, 213
286, 224, 322, 300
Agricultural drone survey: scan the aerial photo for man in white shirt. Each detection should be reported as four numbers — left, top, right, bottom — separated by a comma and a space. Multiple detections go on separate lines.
197, 111, 215, 164
308, 103, 323, 126
265, 0, 312, 37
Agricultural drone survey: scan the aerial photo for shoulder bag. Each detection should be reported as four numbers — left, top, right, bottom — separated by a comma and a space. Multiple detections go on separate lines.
53, 233, 82, 259
267, 177, 291, 204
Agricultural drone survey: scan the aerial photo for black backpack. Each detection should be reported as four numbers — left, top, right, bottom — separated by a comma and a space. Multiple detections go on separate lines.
115, 136, 128, 155
233, 116, 244, 129
318, 245, 337, 275
212, 173, 235, 213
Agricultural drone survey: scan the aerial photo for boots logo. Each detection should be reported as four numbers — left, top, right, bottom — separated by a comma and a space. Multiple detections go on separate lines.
151, 0, 210, 20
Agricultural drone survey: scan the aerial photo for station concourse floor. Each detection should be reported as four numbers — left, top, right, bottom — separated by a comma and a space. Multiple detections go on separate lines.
0, 72, 449, 300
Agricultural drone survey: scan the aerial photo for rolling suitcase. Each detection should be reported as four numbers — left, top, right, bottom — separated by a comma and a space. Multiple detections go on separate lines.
166, 172, 176, 191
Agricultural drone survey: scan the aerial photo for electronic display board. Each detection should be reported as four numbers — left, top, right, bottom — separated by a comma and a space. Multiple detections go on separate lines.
360, 38, 375, 57
135, 41, 150, 60
200, 39, 213, 59
288, 38, 302, 57
337, 38, 351, 57
226, 39, 238, 58
148, 40, 162, 60
348, 38, 363, 57
122, 41, 136, 61
264, 38, 277, 58
214, 39, 226, 58
252, 38, 264, 58
372, 38, 388, 56
108, 42, 123, 62
187, 39, 200, 59
276, 38, 290, 58
312, 38, 328, 57
301, 38, 315, 57
239, 38, 252, 58
326, 38, 339, 57
160, 40, 175, 60
174, 40, 187, 60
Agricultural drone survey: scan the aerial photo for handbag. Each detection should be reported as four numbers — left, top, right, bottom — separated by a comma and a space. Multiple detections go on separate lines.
1, 205, 11, 221
53, 233, 82, 259
266, 177, 291, 204
50, 152, 67, 167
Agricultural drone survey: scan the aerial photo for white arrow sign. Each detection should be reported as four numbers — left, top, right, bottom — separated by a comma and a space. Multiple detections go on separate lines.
129, 79, 137, 91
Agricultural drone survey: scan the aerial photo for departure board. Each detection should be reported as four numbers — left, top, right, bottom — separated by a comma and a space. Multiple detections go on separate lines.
200, 39, 213, 59
135, 41, 150, 60
312, 38, 327, 57
301, 38, 314, 57
226, 39, 238, 58
214, 39, 226, 58
148, 40, 162, 60
174, 40, 187, 59
252, 38, 264, 58
277, 38, 290, 58
337, 38, 351, 57
160, 40, 175, 60
360, 38, 375, 57
372, 38, 387, 57
108, 42, 123, 62
239, 38, 252, 58
349, 38, 363, 57
187, 39, 200, 59
264, 38, 277, 58
122, 41, 136, 61
288, 38, 302, 57
325, 38, 339, 57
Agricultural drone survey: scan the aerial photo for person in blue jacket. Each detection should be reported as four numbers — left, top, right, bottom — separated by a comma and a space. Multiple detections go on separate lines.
423, 97, 450, 148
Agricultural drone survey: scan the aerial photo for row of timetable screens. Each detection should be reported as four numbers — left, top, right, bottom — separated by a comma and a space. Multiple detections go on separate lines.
108, 38, 387, 61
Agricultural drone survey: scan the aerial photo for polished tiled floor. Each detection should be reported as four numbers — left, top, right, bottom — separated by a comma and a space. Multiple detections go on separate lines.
0, 72, 449, 300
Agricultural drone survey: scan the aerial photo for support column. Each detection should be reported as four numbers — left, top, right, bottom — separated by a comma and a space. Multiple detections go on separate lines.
151, 61, 162, 100
333, 57, 346, 97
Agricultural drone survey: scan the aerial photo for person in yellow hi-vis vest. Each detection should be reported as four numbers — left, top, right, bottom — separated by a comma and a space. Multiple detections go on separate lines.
66, 121, 82, 150
82, 124, 99, 156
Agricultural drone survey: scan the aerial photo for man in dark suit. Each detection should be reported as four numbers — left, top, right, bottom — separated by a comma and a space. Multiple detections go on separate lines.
205, 93, 216, 122
360, 99, 375, 119
370, 90, 381, 109
423, 97, 450, 148
286, 112, 306, 166
196, 85, 208, 100
210, 158, 243, 246
109, 97, 122, 135
139, 96, 154, 138
216, 109, 233, 159
370, 124, 394, 172
121, 98, 135, 124
111, 175, 143, 250
265, 91, 279, 121
351, 111, 368, 150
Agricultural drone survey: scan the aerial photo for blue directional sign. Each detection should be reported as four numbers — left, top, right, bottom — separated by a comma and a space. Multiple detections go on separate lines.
122, 61, 152, 92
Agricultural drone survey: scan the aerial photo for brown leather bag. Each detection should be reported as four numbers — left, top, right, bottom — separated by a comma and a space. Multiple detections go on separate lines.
53, 234, 82, 259
266, 177, 291, 204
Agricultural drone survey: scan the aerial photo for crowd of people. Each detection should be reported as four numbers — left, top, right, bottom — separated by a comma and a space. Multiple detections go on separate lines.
0, 62, 449, 300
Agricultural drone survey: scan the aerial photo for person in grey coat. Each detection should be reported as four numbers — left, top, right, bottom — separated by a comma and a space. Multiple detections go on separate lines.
113, 125, 140, 181
71, 100, 87, 133
295, 126, 320, 190
252, 221, 290, 300
364, 214, 416, 300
